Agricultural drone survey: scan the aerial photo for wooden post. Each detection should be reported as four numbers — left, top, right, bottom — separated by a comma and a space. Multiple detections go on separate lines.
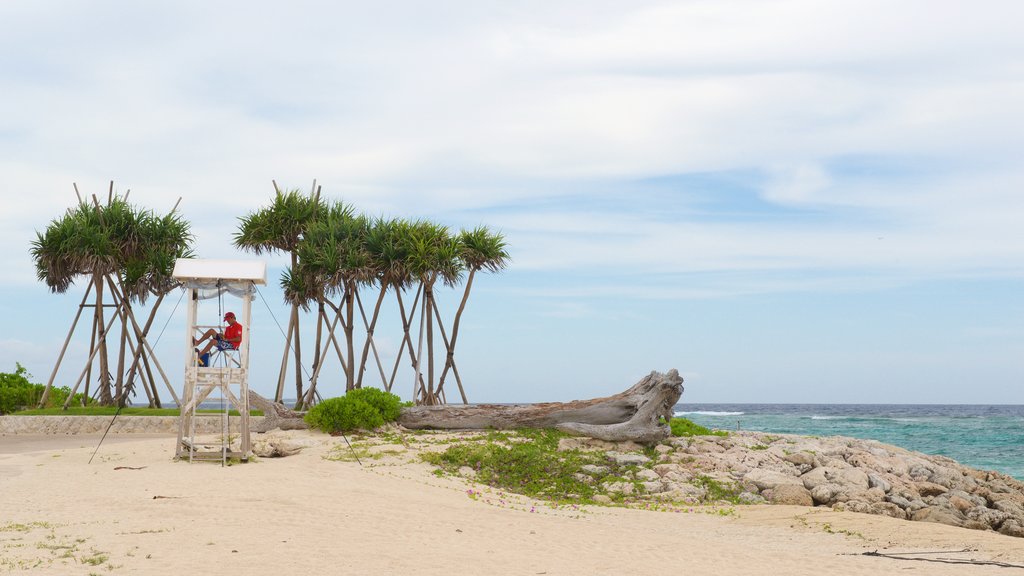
37, 283, 93, 408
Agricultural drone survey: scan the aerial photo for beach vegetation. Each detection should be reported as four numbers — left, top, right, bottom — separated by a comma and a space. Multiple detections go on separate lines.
691, 475, 744, 504
12, 406, 261, 417
304, 388, 404, 434
0, 364, 92, 414
31, 191, 193, 408
668, 417, 729, 437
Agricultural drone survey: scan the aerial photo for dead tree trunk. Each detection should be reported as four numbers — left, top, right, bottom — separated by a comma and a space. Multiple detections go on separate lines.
249, 391, 309, 433
398, 370, 683, 444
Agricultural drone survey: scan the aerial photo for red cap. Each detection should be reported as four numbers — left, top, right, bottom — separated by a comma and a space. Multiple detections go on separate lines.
224, 312, 236, 319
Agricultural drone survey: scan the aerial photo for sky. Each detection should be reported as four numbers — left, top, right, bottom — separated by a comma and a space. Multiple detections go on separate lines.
1, 0, 1022, 405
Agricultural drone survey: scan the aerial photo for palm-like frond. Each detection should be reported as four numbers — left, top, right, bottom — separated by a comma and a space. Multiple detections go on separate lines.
459, 226, 510, 273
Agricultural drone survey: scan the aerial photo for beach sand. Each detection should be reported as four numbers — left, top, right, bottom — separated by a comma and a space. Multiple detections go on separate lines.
2, 431, 1023, 575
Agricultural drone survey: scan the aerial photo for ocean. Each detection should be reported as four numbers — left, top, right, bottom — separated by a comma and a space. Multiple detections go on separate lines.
675, 404, 1024, 480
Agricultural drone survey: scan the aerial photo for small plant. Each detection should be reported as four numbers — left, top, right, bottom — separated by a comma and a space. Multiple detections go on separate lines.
751, 444, 769, 451
692, 475, 743, 504
668, 417, 728, 438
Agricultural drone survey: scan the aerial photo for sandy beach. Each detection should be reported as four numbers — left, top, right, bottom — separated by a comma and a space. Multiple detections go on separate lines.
2, 431, 1024, 575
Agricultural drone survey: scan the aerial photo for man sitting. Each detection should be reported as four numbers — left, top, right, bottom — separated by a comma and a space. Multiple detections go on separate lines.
194, 312, 243, 365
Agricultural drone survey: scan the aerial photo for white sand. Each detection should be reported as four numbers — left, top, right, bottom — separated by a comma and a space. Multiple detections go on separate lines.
2, 431, 1023, 575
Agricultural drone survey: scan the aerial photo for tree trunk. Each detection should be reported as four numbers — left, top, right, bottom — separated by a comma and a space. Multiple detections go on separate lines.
344, 283, 355, 391
95, 274, 112, 406
425, 287, 435, 404
355, 284, 388, 389
248, 391, 309, 433
398, 370, 684, 444
437, 267, 475, 403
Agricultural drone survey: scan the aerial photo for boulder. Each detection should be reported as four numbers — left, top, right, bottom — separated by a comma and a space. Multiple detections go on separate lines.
867, 473, 891, 493
635, 468, 661, 482
769, 485, 813, 506
811, 484, 838, 505
965, 506, 1010, 529
609, 452, 651, 466
999, 519, 1024, 538
744, 469, 802, 491
915, 481, 949, 497
911, 506, 965, 527
782, 452, 815, 467
869, 502, 907, 520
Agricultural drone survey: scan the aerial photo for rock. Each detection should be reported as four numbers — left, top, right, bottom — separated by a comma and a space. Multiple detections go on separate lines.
573, 473, 594, 484
964, 520, 991, 531
744, 469, 802, 491
653, 464, 676, 477
915, 481, 949, 497
737, 491, 766, 504
948, 495, 974, 514
769, 485, 813, 506
603, 481, 635, 495
654, 484, 706, 502
911, 506, 965, 527
998, 519, 1024, 538
609, 452, 651, 466
838, 500, 872, 514
640, 481, 665, 494
782, 452, 815, 467
909, 464, 933, 481
870, 502, 907, 520
581, 464, 609, 475
636, 469, 661, 482
811, 484, 837, 505
655, 444, 673, 455
867, 474, 891, 493
800, 467, 836, 490
993, 499, 1024, 518
837, 468, 870, 490
885, 494, 912, 510
965, 506, 1010, 529
592, 495, 613, 504
458, 466, 477, 478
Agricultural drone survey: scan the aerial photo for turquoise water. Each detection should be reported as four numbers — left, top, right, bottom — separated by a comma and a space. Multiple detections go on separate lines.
675, 404, 1024, 480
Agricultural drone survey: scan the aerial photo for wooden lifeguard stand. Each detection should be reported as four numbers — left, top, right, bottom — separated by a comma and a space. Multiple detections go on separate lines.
171, 259, 267, 463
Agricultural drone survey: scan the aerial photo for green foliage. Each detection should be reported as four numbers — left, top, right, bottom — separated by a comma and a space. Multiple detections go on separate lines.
669, 417, 728, 437
0, 364, 91, 414
304, 388, 404, 434
692, 474, 744, 504
422, 428, 609, 501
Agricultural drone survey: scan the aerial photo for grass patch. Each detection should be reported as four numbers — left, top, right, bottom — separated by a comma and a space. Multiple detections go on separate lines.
668, 417, 728, 438
421, 428, 651, 503
692, 474, 744, 504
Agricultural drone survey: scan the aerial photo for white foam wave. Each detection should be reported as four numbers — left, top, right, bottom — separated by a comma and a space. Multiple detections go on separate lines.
810, 415, 843, 420
676, 411, 744, 417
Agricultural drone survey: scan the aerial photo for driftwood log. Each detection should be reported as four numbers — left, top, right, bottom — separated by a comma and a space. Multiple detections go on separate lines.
398, 370, 683, 443
249, 391, 309, 432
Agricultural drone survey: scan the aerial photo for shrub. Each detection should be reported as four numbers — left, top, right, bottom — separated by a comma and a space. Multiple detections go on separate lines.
669, 417, 728, 437
0, 364, 41, 414
304, 388, 405, 434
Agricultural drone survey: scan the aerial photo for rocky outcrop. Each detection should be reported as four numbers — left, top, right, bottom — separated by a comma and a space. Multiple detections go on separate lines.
587, 430, 1024, 538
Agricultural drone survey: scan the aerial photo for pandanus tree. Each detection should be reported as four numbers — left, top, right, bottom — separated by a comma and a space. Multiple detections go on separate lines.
30, 188, 192, 407
434, 227, 509, 402
404, 220, 463, 405
291, 201, 371, 404
234, 185, 327, 405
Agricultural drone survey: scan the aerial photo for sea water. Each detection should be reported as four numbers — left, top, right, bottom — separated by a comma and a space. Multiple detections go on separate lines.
675, 404, 1024, 481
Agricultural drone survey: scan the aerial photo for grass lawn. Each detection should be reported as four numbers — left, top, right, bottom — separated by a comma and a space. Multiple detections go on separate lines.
11, 407, 263, 417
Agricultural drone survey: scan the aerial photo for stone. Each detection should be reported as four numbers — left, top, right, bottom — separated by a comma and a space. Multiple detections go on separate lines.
655, 444, 673, 455
769, 485, 813, 506
993, 499, 1024, 518
910, 506, 965, 527
609, 452, 651, 466
811, 484, 837, 505
580, 464, 609, 475
836, 468, 870, 490
744, 469, 802, 491
883, 494, 911, 509
965, 506, 1010, 529
782, 452, 815, 467
458, 466, 477, 478
948, 495, 974, 514
998, 519, 1024, 538
635, 469, 661, 482
573, 473, 594, 484
800, 467, 835, 490
869, 502, 907, 520
915, 481, 949, 497
640, 481, 665, 494
737, 491, 766, 504
867, 474, 891, 493
592, 495, 613, 504
603, 481, 635, 495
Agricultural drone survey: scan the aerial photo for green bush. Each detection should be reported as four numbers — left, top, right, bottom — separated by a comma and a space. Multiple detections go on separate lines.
304, 388, 404, 434
669, 417, 728, 437
0, 364, 93, 414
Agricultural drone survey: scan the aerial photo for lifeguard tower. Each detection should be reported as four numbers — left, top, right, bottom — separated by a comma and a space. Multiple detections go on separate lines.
171, 258, 267, 463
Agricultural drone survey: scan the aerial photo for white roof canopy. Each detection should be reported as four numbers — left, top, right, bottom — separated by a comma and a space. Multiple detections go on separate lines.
172, 259, 267, 285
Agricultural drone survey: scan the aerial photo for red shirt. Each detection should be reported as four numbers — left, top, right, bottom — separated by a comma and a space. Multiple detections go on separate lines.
224, 322, 243, 349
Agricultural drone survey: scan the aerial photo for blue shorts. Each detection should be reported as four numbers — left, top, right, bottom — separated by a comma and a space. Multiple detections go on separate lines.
215, 338, 236, 351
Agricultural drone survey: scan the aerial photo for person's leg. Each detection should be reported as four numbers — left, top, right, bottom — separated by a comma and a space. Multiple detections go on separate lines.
200, 340, 218, 355
194, 328, 218, 346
